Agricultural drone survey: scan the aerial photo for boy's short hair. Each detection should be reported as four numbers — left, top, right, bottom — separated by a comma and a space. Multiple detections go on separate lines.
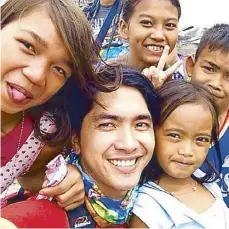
195, 24, 229, 61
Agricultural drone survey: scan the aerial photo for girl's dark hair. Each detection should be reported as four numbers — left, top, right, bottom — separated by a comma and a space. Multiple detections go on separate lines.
142, 80, 221, 185
1, 0, 121, 148
122, 0, 181, 22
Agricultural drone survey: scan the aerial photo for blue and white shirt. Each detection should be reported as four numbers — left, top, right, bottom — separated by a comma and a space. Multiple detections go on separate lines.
200, 112, 229, 207
133, 170, 229, 228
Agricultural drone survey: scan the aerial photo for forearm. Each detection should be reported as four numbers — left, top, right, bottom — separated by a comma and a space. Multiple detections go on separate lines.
17, 170, 45, 192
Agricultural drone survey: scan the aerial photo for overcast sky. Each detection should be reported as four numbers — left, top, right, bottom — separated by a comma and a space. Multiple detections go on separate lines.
179, 0, 229, 28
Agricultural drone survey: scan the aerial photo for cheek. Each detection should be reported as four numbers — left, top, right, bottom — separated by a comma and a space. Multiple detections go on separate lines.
196, 148, 209, 164
155, 140, 171, 165
167, 32, 178, 47
191, 67, 209, 84
37, 80, 65, 103
81, 131, 116, 154
140, 132, 156, 154
129, 32, 141, 45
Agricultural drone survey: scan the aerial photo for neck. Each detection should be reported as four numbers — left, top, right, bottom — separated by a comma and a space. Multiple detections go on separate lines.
158, 174, 195, 193
100, 0, 116, 6
1, 111, 23, 135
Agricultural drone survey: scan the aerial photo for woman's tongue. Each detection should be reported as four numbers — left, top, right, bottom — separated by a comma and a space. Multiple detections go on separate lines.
12, 88, 27, 102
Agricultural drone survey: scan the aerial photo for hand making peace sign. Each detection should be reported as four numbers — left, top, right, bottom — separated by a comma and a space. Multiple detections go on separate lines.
142, 45, 183, 89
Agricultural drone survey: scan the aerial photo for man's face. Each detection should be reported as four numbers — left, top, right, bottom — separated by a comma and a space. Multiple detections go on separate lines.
190, 48, 229, 113
78, 86, 155, 199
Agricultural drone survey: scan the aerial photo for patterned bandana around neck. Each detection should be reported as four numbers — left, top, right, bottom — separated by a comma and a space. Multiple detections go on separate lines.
72, 156, 139, 227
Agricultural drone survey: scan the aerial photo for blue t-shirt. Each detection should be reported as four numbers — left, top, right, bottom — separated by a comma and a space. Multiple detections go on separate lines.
201, 117, 229, 206
84, 0, 128, 61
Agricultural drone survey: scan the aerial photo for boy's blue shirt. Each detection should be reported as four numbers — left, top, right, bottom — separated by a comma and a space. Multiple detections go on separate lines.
200, 118, 229, 206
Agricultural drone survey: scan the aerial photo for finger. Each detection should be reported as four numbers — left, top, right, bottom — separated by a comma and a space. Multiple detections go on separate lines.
149, 66, 160, 81
41, 180, 48, 189
59, 199, 85, 211
40, 165, 82, 196
55, 183, 84, 204
164, 60, 183, 77
146, 66, 157, 80
57, 191, 85, 208
157, 45, 170, 70
142, 68, 149, 76
39, 180, 72, 196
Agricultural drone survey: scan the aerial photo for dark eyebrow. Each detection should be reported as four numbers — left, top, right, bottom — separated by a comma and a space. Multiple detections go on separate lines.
135, 115, 152, 122
21, 29, 73, 69
92, 113, 152, 122
21, 29, 48, 49
204, 60, 220, 70
139, 13, 178, 21
164, 128, 185, 134
164, 128, 211, 138
92, 114, 120, 122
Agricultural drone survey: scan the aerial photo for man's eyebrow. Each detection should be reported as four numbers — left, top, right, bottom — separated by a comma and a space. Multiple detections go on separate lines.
92, 113, 152, 122
21, 29, 48, 49
92, 114, 120, 122
135, 114, 152, 122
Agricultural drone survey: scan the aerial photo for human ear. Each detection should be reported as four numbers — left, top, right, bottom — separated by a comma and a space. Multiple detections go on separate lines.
119, 19, 129, 40
71, 132, 81, 154
185, 55, 195, 78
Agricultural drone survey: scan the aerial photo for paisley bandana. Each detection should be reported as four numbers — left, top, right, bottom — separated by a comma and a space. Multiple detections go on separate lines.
70, 154, 139, 227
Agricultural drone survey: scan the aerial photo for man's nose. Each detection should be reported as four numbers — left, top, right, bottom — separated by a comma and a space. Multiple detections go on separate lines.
114, 128, 139, 153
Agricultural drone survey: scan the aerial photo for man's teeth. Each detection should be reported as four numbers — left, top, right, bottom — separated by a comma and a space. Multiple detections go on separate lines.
146, 45, 163, 52
109, 159, 136, 167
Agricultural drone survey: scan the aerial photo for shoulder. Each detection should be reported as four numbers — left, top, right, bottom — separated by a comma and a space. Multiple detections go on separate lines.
39, 114, 56, 134
105, 55, 128, 66
132, 182, 173, 228
1, 199, 69, 228
194, 169, 223, 199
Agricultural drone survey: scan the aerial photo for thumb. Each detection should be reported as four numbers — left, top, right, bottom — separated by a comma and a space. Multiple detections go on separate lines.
42, 179, 48, 189
142, 68, 149, 76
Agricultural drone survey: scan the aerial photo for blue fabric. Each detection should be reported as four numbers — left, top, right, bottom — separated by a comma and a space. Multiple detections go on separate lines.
133, 170, 229, 228
200, 123, 229, 206
69, 153, 139, 226
83, 0, 127, 61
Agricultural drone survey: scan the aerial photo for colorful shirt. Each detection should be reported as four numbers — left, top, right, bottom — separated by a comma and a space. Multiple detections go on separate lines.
201, 109, 229, 206
83, 0, 128, 61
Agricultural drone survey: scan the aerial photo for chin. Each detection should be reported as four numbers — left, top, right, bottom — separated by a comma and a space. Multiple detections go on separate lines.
171, 173, 191, 179
144, 57, 160, 67
112, 177, 139, 192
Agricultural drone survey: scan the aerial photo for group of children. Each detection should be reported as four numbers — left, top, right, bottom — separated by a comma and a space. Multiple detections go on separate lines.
1, 0, 229, 228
